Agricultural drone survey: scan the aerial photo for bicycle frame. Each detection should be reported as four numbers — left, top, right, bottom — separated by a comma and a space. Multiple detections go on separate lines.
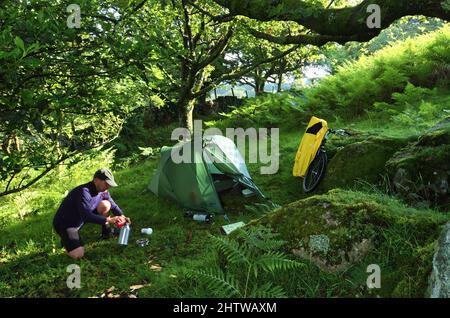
317, 129, 333, 152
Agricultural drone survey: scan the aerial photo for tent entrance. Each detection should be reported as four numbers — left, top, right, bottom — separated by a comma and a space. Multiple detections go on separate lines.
211, 173, 238, 193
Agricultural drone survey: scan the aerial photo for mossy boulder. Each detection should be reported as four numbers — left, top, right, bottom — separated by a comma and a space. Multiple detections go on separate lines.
320, 136, 410, 191
427, 222, 450, 298
386, 120, 450, 210
253, 189, 449, 297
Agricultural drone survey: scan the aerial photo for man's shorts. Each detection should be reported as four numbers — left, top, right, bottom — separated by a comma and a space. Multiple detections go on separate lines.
53, 220, 84, 253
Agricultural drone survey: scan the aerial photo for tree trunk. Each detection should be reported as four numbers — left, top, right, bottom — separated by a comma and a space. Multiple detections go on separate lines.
254, 77, 265, 96
56, 110, 64, 174
277, 72, 283, 92
178, 98, 196, 134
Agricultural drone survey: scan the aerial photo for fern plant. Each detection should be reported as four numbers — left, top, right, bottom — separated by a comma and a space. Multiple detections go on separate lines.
187, 225, 304, 298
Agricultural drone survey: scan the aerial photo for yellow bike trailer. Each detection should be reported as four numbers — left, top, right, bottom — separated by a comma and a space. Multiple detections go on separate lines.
293, 116, 328, 177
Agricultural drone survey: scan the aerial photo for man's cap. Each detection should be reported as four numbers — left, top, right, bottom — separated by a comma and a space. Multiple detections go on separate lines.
94, 168, 118, 187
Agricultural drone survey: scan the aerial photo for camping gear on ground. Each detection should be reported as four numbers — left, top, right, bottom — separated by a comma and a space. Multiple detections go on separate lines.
221, 221, 246, 235
141, 228, 153, 235
293, 116, 329, 178
136, 238, 149, 247
118, 223, 131, 245
149, 135, 266, 214
193, 214, 212, 222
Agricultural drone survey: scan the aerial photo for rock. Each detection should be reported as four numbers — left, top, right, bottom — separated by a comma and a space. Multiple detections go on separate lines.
251, 189, 449, 297
308, 234, 330, 254
386, 121, 450, 210
321, 136, 410, 191
428, 222, 450, 298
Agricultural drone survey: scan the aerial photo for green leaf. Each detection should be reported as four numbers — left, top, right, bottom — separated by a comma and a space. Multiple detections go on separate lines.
14, 36, 27, 58
26, 43, 40, 55
14, 36, 24, 51
138, 146, 154, 156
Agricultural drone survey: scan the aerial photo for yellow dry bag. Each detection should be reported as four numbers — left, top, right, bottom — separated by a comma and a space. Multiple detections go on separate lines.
292, 116, 328, 177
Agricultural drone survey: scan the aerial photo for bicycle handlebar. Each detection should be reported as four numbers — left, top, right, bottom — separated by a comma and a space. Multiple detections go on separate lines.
328, 128, 350, 136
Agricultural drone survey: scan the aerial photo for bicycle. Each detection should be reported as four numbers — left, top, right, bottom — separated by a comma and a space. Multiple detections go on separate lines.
302, 128, 350, 193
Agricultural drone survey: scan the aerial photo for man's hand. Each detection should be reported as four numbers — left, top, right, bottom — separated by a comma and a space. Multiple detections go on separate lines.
106, 215, 131, 225
116, 215, 131, 225
122, 215, 131, 225
106, 216, 120, 224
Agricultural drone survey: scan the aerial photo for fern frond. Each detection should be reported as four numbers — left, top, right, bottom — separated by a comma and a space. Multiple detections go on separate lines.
255, 251, 305, 273
239, 224, 286, 252
250, 282, 286, 298
190, 268, 241, 298
211, 235, 251, 265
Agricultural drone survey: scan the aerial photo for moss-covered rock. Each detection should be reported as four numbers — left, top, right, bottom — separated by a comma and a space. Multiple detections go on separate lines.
427, 222, 450, 298
252, 189, 449, 297
386, 120, 450, 210
321, 136, 410, 191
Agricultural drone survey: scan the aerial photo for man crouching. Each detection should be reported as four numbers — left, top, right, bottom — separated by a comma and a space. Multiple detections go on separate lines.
53, 168, 131, 259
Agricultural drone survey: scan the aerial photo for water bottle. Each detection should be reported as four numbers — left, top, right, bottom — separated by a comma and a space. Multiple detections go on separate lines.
193, 214, 212, 222
141, 228, 153, 235
118, 223, 131, 245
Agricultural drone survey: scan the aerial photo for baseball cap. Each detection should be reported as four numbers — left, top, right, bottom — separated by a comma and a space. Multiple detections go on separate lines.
94, 168, 118, 187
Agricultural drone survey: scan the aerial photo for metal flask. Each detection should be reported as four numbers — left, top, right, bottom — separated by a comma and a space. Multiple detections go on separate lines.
118, 223, 131, 245
192, 214, 212, 222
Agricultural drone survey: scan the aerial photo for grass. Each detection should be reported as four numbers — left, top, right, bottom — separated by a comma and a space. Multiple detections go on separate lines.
0, 152, 279, 297
1, 112, 447, 297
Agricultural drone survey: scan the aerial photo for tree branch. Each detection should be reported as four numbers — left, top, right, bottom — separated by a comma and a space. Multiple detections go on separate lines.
212, 0, 450, 43
0, 128, 122, 198
247, 27, 373, 46
188, 0, 235, 23
5, 172, 16, 192
182, 0, 194, 52
194, 44, 299, 98
0, 155, 72, 198
195, 27, 234, 72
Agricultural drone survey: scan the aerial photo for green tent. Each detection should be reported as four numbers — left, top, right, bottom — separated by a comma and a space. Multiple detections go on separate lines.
149, 135, 265, 214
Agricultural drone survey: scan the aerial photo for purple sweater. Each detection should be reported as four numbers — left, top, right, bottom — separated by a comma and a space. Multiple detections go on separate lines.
53, 182, 123, 229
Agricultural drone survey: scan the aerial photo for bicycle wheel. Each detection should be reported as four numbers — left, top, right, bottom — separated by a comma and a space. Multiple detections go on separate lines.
303, 150, 328, 193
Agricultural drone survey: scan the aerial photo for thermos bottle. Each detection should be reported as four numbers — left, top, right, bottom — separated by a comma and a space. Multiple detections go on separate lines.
118, 223, 131, 245
192, 214, 212, 222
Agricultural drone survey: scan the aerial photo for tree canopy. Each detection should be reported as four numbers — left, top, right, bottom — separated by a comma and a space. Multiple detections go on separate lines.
212, 0, 450, 45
